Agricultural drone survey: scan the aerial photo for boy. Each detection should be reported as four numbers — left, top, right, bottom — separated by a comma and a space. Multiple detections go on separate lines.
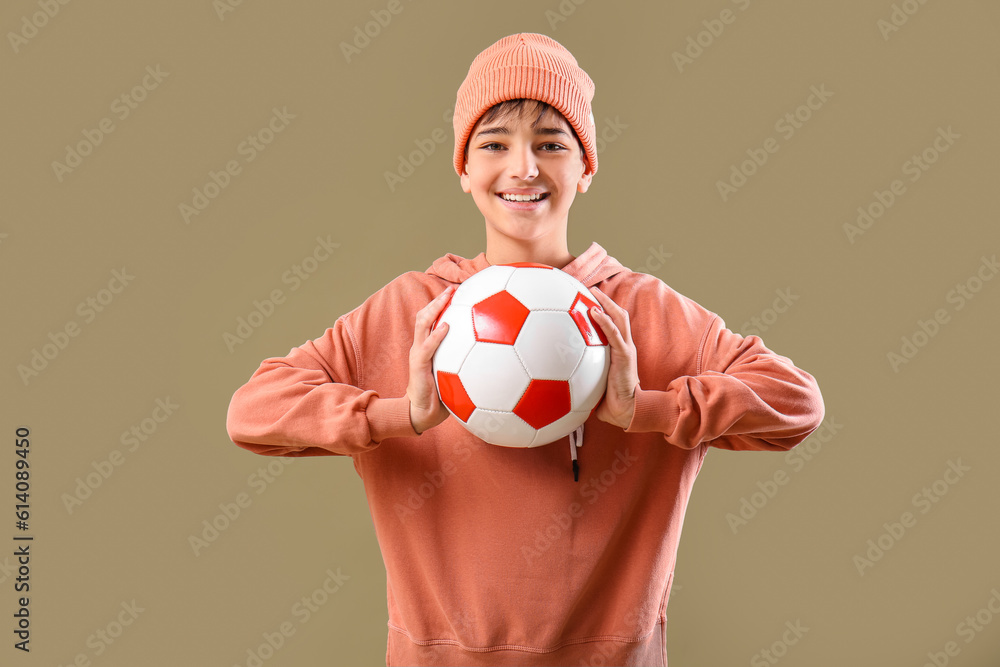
227, 33, 824, 666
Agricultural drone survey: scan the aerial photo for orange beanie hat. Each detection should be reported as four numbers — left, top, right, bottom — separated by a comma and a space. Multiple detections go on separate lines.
453, 33, 598, 177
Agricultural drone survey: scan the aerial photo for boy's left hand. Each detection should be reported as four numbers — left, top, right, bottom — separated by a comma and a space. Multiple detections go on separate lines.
588, 287, 639, 430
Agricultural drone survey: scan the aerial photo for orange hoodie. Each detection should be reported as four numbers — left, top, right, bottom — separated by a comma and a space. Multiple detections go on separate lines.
226, 241, 825, 666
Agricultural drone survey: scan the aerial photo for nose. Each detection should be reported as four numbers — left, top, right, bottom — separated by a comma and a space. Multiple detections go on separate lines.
508, 142, 539, 181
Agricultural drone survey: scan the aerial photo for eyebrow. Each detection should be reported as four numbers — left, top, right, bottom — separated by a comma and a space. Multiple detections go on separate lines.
473, 125, 572, 140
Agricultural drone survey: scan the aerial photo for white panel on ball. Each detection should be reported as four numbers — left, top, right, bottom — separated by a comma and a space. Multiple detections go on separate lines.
459, 343, 530, 411
450, 265, 517, 307
569, 346, 611, 411
532, 410, 591, 447
466, 409, 537, 447
515, 311, 586, 379
504, 267, 579, 310
432, 303, 476, 374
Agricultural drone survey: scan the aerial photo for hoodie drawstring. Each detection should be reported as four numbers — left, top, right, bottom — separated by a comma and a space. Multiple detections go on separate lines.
569, 425, 584, 482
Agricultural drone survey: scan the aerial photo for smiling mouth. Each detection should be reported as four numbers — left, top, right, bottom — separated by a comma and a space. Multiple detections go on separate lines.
497, 192, 550, 202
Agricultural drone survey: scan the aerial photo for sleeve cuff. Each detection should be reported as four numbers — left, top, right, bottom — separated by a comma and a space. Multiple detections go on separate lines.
366, 395, 420, 443
624, 386, 681, 435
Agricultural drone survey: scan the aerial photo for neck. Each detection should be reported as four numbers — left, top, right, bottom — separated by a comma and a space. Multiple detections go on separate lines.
485, 235, 574, 269
487, 246, 574, 269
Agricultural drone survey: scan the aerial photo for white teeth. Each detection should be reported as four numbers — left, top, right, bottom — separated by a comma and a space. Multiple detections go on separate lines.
500, 193, 546, 202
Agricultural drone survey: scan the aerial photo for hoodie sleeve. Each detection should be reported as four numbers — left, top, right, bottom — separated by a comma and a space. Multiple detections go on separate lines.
225, 313, 419, 457
624, 314, 825, 451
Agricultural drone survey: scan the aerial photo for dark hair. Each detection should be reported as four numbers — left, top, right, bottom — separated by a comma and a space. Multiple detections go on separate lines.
464, 99, 585, 161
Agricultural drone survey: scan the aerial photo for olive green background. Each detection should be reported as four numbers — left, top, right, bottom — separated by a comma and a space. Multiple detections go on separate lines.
3, 0, 999, 665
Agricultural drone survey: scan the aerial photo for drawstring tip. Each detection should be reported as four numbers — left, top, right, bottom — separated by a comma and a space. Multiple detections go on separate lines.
569, 425, 583, 482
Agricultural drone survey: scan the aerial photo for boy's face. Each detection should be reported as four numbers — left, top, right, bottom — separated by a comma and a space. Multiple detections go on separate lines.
460, 106, 593, 254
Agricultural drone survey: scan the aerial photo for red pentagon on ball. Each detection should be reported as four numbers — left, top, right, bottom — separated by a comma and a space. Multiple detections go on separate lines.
569, 292, 608, 346
513, 379, 572, 429
472, 291, 530, 344
435, 371, 475, 422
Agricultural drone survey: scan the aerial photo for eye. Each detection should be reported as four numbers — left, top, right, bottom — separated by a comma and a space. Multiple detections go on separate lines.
478, 141, 566, 153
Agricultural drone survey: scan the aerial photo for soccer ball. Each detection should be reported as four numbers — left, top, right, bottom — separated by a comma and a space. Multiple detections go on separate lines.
431, 263, 610, 447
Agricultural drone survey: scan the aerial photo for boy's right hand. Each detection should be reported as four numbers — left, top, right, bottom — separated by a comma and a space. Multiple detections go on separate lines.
407, 285, 456, 435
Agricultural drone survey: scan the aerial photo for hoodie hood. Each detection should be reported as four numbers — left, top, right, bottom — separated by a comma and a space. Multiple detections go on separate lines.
425, 241, 627, 287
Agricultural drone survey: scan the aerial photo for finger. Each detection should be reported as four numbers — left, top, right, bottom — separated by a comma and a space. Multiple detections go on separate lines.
590, 306, 626, 349
428, 286, 454, 311
428, 321, 449, 344
593, 289, 632, 342
437, 284, 456, 301
415, 322, 451, 369
613, 301, 632, 342
588, 291, 624, 332
589, 287, 622, 317
587, 287, 614, 323
415, 286, 455, 336
422, 284, 455, 313
429, 286, 457, 321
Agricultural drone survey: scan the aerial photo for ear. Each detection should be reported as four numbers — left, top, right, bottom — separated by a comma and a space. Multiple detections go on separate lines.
577, 166, 593, 194
460, 162, 472, 193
